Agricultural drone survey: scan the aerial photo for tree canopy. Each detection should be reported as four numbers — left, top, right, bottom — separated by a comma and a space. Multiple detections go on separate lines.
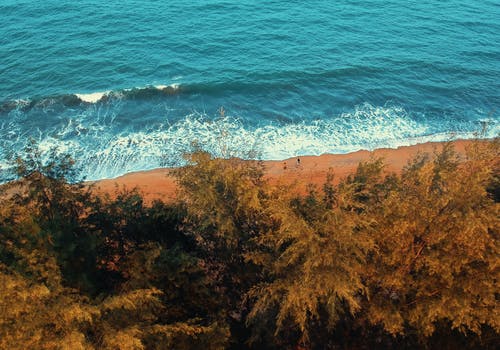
0, 139, 498, 349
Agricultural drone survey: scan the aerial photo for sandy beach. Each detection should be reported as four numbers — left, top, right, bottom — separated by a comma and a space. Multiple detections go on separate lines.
91, 140, 480, 204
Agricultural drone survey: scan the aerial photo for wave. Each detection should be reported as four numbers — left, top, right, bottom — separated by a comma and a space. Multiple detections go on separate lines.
75, 84, 183, 103
0, 84, 183, 113
1, 103, 497, 182
75, 91, 111, 103
0, 68, 378, 112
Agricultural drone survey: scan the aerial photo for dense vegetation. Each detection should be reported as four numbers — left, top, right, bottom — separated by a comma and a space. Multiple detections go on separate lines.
0, 140, 498, 349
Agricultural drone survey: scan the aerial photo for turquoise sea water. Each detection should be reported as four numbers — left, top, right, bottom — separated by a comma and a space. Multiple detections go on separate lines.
1, 0, 499, 180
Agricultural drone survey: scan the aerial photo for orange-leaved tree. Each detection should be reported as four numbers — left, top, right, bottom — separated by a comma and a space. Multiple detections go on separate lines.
246, 170, 375, 347
363, 141, 499, 340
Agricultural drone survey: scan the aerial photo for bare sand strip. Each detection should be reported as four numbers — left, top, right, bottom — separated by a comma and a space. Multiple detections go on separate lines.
91, 140, 478, 204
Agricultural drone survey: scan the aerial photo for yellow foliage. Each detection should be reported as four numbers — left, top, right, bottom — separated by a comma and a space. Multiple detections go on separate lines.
175, 151, 267, 250
0, 266, 92, 349
364, 141, 500, 336
248, 178, 374, 341
102, 327, 144, 350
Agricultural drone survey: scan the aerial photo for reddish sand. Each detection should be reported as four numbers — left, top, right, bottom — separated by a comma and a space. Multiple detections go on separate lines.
90, 140, 476, 204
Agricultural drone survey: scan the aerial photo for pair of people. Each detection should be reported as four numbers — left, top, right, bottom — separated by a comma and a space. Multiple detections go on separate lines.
283, 157, 301, 170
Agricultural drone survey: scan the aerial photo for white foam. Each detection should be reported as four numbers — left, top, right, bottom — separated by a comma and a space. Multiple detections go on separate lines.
75, 91, 109, 103
65, 105, 428, 179
74, 84, 180, 104
14, 99, 31, 107
37, 137, 80, 155
3, 103, 496, 182
155, 83, 180, 90
0, 160, 11, 170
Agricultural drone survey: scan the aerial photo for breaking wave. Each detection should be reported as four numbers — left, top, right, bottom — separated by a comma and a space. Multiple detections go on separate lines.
0, 84, 183, 113
1, 102, 496, 182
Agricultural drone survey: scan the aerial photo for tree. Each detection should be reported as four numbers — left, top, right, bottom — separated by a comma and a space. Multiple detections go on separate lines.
363, 142, 500, 342
4, 139, 102, 293
247, 173, 374, 348
174, 150, 270, 346
0, 141, 230, 349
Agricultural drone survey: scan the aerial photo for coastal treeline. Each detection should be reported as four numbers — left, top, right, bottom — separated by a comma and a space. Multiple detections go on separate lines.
0, 140, 498, 349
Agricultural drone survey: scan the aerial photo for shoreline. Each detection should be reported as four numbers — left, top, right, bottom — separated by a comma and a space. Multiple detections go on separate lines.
90, 139, 487, 204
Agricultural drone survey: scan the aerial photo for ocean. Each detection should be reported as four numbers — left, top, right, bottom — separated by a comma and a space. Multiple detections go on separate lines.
1, 0, 499, 180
